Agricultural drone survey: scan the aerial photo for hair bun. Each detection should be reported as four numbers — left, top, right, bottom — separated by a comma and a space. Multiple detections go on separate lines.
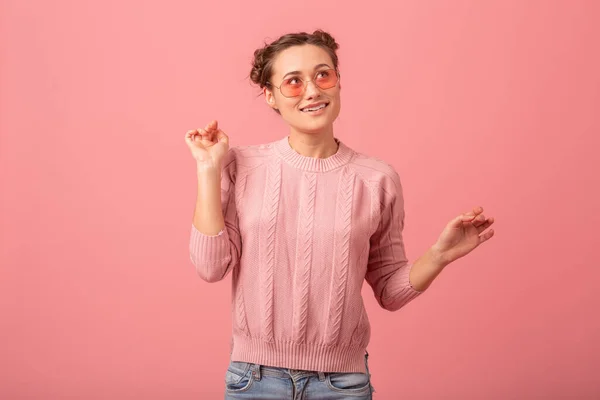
312, 29, 339, 51
250, 47, 267, 85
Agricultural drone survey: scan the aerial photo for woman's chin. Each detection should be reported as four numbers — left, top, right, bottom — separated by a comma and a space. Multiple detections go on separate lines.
297, 123, 332, 134
296, 117, 336, 132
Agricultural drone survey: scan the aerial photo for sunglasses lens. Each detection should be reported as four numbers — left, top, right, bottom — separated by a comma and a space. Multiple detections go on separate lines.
315, 69, 338, 89
281, 79, 303, 97
280, 69, 338, 97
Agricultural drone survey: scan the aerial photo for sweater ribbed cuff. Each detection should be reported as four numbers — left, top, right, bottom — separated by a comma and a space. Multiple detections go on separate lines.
190, 224, 231, 266
377, 262, 424, 311
404, 262, 425, 294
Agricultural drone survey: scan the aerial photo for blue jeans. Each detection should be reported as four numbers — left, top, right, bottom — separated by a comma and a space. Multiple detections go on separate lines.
224, 352, 374, 399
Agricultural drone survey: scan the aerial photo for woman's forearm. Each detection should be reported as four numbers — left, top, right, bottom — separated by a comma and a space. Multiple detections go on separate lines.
408, 246, 449, 292
192, 163, 225, 236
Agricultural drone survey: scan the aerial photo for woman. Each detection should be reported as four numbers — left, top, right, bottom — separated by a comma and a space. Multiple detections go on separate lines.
185, 30, 495, 399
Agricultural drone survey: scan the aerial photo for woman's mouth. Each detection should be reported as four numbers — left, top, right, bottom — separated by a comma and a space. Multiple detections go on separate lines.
300, 102, 329, 115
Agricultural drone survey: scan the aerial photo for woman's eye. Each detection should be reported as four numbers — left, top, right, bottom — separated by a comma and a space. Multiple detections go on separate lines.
286, 78, 301, 85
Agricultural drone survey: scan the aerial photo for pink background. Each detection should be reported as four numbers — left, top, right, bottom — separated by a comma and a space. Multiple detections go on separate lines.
1, 0, 599, 398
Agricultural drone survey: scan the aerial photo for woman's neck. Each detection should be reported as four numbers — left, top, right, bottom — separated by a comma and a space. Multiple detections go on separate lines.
287, 126, 339, 159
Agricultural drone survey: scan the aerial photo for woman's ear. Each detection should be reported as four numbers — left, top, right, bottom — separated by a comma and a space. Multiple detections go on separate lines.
264, 88, 278, 110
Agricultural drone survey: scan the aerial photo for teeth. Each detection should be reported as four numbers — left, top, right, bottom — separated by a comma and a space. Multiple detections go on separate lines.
302, 103, 327, 112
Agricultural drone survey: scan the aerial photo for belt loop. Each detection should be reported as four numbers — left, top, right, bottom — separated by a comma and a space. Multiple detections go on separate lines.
252, 364, 262, 381
318, 371, 326, 381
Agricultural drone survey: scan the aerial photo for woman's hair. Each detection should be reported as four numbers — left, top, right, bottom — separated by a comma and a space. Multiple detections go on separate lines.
249, 29, 340, 91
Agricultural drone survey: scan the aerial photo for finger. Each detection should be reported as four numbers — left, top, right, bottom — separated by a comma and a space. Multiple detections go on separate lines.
215, 129, 229, 145
196, 128, 211, 141
464, 206, 482, 217
475, 215, 494, 225
204, 126, 219, 141
205, 120, 218, 132
479, 228, 495, 243
185, 129, 198, 144
471, 214, 487, 226
455, 213, 475, 226
186, 134, 202, 145
476, 219, 494, 233
185, 129, 199, 138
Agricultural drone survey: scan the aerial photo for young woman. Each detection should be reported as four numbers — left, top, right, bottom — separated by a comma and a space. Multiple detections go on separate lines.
185, 30, 495, 399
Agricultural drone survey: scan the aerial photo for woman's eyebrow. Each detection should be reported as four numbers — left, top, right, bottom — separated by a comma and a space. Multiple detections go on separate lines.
282, 63, 331, 79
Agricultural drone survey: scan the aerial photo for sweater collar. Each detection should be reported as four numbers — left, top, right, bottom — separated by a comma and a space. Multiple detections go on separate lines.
273, 135, 354, 172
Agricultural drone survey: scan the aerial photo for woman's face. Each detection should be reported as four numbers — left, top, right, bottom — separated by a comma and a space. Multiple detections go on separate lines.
265, 44, 341, 135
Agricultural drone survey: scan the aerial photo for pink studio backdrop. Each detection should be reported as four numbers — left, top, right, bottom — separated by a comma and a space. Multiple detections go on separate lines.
1, 0, 598, 399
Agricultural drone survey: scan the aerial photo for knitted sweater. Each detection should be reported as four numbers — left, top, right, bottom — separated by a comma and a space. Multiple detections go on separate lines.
189, 135, 423, 373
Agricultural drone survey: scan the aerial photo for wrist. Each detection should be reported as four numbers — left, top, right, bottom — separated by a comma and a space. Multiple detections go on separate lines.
429, 244, 450, 269
196, 161, 221, 175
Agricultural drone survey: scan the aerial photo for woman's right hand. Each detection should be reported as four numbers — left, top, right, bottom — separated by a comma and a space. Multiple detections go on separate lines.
185, 120, 230, 168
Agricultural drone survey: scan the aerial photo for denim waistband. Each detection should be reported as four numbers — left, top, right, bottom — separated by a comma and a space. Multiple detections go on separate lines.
246, 363, 326, 382
249, 350, 369, 382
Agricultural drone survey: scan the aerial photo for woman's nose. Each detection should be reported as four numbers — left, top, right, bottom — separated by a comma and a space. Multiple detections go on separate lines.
304, 80, 320, 97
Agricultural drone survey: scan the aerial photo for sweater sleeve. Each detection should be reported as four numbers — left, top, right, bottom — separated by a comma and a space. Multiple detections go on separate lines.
365, 169, 424, 311
189, 150, 242, 283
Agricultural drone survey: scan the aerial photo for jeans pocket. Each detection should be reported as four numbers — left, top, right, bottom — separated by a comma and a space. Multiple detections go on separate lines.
325, 372, 371, 394
225, 361, 254, 392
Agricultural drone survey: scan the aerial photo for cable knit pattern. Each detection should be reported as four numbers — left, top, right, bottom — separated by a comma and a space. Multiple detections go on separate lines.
189, 135, 424, 373
259, 159, 281, 342
233, 173, 250, 336
291, 172, 317, 343
233, 266, 250, 337
234, 171, 248, 221
325, 165, 354, 346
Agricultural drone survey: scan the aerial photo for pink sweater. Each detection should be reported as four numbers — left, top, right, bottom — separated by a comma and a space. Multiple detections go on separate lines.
189, 135, 423, 373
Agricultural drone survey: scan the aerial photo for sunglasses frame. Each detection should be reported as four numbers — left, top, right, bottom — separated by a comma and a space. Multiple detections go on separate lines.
267, 68, 340, 98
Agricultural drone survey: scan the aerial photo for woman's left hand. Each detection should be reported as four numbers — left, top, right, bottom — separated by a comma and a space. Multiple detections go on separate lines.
432, 206, 495, 265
